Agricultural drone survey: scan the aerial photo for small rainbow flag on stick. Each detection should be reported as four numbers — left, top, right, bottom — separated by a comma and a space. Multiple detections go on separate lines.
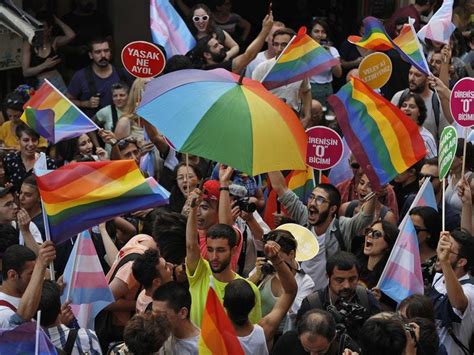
260, 27, 339, 90
328, 77, 426, 189
349, 17, 430, 75
36, 160, 170, 244
0, 322, 57, 354
198, 285, 244, 355
20, 79, 98, 144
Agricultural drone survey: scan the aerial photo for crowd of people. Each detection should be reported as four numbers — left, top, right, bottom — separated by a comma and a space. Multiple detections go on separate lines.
0, 0, 473, 354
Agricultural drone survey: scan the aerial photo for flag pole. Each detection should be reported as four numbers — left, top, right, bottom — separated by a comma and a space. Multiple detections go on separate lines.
35, 310, 41, 355
442, 178, 446, 231
43, 78, 99, 130
461, 128, 468, 178
185, 153, 190, 197
40, 199, 55, 280
66, 233, 81, 302
259, 33, 298, 83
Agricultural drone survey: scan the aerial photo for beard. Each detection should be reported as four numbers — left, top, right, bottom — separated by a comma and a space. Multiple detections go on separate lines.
95, 58, 110, 67
210, 49, 227, 63
409, 79, 426, 94
315, 208, 330, 226
209, 256, 231, 273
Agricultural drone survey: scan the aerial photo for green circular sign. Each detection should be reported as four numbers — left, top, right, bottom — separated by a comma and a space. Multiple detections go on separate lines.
438, 126, 457, 180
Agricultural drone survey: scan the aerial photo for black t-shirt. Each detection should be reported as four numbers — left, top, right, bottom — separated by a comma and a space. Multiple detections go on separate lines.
204, 60, 233, 72
272, 331, 309, 355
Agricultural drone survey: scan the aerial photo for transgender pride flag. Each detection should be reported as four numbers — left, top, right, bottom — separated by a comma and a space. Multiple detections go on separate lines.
378, 217, 424, 304
417, 0, 456, 45
61, 231, 114, 329
150, 0, 196, 58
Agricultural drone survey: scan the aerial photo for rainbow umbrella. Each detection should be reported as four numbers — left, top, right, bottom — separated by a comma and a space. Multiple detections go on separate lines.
137, 69, 307, 175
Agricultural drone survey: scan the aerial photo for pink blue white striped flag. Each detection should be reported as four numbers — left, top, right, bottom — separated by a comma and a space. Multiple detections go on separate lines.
0, 321, 57, 354
61, 231, 115, 329
378, 217, 424, 304
417, 0, 456, 45
411, 177, 438, 211
150, 0, 196, 58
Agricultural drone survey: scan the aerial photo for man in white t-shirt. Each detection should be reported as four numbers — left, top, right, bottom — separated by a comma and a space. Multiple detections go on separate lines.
153, 281, 200, 355
0, 243, 56, 328
432, 229, 474, 355
245, 21, 285, 78
252, 28, 312, 124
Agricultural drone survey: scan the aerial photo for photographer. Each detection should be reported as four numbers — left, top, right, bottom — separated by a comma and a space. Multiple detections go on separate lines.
247, 227, 315, 331
297, 252, 380, 342
229, 184, 270, 277
273, 309, 360, 355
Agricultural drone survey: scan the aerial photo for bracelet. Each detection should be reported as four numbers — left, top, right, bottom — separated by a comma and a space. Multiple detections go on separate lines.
219, 187, 230, 191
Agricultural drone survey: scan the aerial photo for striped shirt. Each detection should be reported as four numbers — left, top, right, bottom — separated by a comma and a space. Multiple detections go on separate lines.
45, 324, 102, 355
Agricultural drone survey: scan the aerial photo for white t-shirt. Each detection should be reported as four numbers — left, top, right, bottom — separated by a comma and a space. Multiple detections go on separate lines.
0, 291, 20, 328
252, 58, 311, 112
159, 333, 199, 355
301, 230, 329, 288
309, 46, 340, 84
419, 126, 437, 158
13, 221, 43, 245
238, 324, 269, 355
432, 273, 474, 355
245, 51, 270, 78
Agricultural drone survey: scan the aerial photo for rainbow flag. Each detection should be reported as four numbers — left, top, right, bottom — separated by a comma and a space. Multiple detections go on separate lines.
348, 17, 430, 75
287, 167, 316, 204
36, 160, 170, 244
20, 80, 98, 144
392, 21, 431, 75
198, 286, 244, 355
0, 322, 57, 354
150, 0, 196, 58
61, 231, 115, 329
378, 217, 424, 303
261, 27, 339, 90
328, 77, 426, 189
417, 0, 456, 45
348, 17, 394, 51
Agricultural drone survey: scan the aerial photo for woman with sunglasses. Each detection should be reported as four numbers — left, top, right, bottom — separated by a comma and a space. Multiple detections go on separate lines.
408, 206, 441, 287
358, 220, 398, 309
175, 1, 239, 60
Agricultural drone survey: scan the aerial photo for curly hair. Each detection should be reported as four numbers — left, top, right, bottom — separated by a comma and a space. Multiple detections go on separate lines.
398, 93, 427, 126
124, 313, 170, 355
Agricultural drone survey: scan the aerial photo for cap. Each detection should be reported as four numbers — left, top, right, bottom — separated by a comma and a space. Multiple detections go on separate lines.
202, 180, 220, 202
276, 223, 319, 261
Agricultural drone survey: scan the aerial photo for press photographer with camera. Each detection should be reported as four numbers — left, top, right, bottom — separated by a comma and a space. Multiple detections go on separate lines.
229, 184, 271, 277
247, 226, 316, 332
297, 251, 381, 343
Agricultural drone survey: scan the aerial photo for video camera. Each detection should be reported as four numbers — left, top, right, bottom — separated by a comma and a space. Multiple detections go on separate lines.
327, 301, 370, 339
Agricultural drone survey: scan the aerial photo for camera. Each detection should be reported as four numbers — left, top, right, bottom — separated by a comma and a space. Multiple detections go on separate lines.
327, 301, 370, 340
235, 196, 257, 213
261, 261, 276, 275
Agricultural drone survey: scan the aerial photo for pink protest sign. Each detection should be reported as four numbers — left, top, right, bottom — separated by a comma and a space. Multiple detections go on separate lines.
306, 126, 344, 170
450, 77, 474, 127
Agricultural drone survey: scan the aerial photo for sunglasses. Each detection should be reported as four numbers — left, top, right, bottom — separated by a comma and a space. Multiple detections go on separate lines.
350, 162, 360, 169
193, 15, 209, 22
419, 173, 439, 180
414, 226, 428, 234
364, 228, 384, 239
116, 137, 138, 150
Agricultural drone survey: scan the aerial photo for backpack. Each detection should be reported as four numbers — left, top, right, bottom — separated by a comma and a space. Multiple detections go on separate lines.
398, 88, 440, 138
428, 276, 474, 355
305, 285, 370, 311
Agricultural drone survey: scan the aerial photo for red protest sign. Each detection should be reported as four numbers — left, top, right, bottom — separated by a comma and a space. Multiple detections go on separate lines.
121, 41, 166, 78
306, 126, 344, 170
450, 77, 474, 127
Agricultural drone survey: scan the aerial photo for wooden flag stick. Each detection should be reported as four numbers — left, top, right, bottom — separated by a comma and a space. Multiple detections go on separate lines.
461, 128, 468, 178
442, 178, 446, 231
